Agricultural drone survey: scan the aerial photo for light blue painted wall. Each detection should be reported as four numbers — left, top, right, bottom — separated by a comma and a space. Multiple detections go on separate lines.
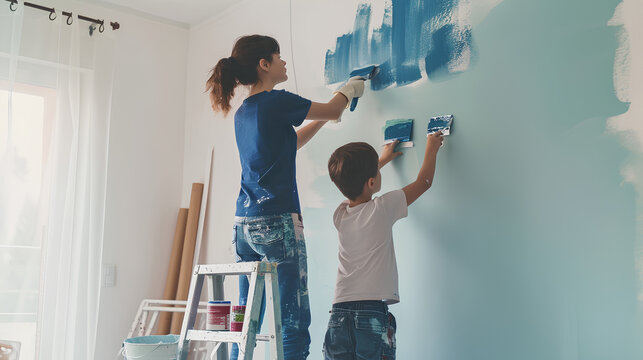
290, 0, 642, 358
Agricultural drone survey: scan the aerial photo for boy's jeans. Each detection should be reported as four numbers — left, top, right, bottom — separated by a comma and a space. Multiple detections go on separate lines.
323, 300, 397, 360
230, 213, 311, 360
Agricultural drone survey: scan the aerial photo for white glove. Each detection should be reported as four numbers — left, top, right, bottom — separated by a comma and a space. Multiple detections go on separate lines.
331, 77, 366, 124
336, 76, 365, 107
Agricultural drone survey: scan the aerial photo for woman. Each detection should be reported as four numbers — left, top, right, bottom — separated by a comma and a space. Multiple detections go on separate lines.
206, 34, 364, 359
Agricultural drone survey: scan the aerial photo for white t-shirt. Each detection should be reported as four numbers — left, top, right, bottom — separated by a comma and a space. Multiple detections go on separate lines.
333, 189, 408, 305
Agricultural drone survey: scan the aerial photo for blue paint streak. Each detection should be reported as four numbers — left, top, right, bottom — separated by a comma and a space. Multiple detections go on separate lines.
391, 0, 422, 86
425, 26, 453, 78
351, 4, 371, 68
384, 119, 414, 142
370, 6, 392, 66
325, 4, 371, 84
325, 0, 472, 89
325, 34, 352, 84
371, 61, 394, 90
426, 25, 473, 78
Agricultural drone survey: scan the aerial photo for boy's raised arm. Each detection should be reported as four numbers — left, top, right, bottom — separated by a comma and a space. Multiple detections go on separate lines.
402, 132, 443, 205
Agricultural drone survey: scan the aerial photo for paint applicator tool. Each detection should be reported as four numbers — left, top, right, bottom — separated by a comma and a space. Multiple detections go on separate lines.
383, 119, 414, 148
331, 65, 380, 124
427, 115, 453, 136
348, 65, 380, 111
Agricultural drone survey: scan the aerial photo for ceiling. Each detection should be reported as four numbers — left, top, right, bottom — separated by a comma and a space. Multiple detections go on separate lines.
80, 0, 240, 27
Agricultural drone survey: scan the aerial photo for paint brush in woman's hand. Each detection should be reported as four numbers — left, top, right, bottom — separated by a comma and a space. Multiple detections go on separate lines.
348, 65, 380, 111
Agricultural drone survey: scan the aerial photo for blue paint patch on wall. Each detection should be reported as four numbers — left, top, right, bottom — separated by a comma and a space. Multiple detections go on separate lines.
325, 0, 474, 89
351, 4, 371, 68
426, 25, 473, 78
384, 119, 414, 143
391, 0, 422, 86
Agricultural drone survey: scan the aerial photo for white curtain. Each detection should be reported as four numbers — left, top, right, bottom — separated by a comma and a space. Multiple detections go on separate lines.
0, 2, 114, 359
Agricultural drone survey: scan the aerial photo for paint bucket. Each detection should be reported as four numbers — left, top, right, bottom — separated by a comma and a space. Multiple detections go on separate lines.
122, 335, 178, 360
230, 305, 246, 332
207, 301, 231, 331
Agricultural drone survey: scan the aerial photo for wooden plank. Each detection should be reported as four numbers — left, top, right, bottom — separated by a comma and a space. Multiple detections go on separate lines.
193, 146, 214, 265
171, 183, 204, 334
156, 208, 188, 335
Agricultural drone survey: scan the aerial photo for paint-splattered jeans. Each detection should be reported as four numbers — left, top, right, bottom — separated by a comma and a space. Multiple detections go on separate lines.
230, 213, 311, 360
323, 301, 396, 360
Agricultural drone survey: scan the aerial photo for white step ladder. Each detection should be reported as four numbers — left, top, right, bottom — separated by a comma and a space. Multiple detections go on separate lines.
178, 262, 284, 360
128, 299, 209, 338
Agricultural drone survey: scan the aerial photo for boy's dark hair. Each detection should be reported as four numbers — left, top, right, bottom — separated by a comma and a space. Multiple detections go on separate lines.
328, 142, 379, 200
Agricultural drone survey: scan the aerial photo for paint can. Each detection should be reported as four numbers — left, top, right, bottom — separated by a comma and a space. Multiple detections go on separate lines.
230, 305, 246, 332
207, 301, 231, 331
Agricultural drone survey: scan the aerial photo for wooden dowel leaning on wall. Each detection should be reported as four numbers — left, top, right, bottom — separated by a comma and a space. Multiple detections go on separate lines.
155, 208, 189, 335
170, 183, 204, 334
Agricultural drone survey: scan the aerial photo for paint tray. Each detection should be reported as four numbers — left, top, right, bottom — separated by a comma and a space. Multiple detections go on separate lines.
383, 119, 414, 148
427, 115, 453, 136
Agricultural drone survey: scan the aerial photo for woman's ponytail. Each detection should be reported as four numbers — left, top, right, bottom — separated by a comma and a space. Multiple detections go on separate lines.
205, 35, 281, 117
206, 57, 238, 115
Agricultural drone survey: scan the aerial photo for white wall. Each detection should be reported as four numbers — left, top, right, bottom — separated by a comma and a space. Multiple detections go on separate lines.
66, 2, 190, 359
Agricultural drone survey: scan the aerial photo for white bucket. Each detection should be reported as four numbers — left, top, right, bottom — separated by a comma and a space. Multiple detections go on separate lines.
122, 335, 179, 360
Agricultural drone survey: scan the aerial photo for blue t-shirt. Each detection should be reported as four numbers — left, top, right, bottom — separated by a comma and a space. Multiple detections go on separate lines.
234, 90, 312, 217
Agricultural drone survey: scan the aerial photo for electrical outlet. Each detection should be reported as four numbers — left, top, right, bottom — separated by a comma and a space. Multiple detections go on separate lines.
102, 264, 116, 287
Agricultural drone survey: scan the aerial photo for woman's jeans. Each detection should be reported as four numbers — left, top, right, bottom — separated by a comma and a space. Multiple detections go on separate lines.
230, 213, 311, 360
323, 300, 397, 360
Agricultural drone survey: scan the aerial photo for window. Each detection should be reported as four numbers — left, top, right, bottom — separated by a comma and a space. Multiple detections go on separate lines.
0, 83, 55, 360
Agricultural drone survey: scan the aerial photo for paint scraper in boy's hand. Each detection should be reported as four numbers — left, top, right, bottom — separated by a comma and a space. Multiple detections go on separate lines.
383, 119, 414, 148
348, 65, 380, 112
427, 115, 453, 136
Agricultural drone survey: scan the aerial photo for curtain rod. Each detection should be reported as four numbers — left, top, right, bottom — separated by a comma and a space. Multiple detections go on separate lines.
6, 0, 120, 32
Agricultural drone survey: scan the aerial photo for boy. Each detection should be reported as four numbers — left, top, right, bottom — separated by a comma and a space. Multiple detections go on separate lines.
323, 132, 444, 359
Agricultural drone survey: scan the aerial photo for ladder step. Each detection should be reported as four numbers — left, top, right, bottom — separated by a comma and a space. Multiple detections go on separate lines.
196, 262, 274, 276
187, 330, 273, 343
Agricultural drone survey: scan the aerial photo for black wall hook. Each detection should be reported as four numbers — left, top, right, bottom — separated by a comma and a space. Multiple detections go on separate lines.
48, 8, 56, 20
98, 22, 104, 33
9, 0, 17, 11
66, 12, 73, 25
